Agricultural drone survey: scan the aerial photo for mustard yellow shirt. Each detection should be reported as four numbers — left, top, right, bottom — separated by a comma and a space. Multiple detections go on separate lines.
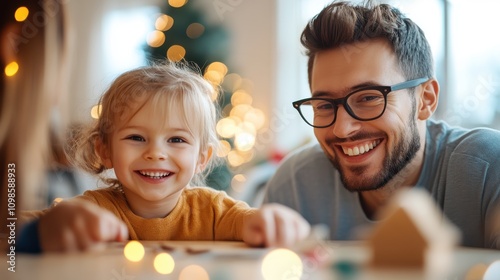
76, 186, 255, 241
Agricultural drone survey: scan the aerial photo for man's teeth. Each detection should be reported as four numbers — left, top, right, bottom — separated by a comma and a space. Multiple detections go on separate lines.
342, 140, 381, 156
139, 171, 171, 178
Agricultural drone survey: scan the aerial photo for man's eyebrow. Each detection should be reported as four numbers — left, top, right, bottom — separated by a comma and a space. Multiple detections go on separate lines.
311, 81, 385, 98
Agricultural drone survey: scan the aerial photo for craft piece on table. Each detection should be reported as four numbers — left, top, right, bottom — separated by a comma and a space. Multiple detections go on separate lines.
367, 187, 460, 270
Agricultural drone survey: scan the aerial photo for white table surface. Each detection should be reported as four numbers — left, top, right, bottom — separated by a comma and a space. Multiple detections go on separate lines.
2, 240, 500, 280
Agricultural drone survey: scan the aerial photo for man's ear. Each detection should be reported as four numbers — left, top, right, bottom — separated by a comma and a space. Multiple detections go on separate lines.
196, 147, 213, 173
417, 78, 439, 120
95, 138, 113, 169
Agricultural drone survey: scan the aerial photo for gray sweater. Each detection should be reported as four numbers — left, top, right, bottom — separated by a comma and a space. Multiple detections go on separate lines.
263, 119, 500, 249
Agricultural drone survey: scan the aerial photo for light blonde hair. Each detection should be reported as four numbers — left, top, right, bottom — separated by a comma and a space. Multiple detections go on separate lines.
0, 0, 67, 216
69, 61, 222, 187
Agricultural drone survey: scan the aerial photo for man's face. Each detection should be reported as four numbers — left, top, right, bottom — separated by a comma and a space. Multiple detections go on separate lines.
310, 39, 424, 192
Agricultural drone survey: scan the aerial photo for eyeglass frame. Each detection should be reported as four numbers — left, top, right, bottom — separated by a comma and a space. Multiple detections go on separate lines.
292, 77, 429, 128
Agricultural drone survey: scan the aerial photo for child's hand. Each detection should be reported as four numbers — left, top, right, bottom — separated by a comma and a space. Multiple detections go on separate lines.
242, 203, 310, 247
38, 200, 128, 252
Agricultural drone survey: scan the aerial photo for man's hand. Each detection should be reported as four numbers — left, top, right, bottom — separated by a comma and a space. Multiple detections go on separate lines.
242, 203, 310, 247
39, 200, 128, 252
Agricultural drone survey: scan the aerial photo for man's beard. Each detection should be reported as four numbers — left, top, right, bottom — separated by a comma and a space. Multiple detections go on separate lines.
329, 113, 421, 192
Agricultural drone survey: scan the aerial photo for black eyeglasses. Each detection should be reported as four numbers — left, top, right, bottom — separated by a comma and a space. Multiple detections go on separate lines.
292, 77, 428, 128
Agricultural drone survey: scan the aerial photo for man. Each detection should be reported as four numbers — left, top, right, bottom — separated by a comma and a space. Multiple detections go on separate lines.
263, 0, 500, 249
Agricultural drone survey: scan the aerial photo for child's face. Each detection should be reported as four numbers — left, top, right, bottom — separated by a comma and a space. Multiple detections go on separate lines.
102, 101, 208, 206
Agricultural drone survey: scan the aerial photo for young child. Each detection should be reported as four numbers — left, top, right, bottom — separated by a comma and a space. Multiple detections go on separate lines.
33, 62, 310, 252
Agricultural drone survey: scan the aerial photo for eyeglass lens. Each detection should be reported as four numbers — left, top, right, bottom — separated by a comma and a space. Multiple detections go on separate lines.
299, 89, 386, 127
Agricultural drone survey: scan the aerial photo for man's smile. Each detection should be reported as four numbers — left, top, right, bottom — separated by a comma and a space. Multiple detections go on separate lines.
340, 139, 382, 156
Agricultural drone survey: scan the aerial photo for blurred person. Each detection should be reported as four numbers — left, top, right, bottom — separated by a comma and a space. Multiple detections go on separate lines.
1, 0, 127, 253
1, 0, 69, 251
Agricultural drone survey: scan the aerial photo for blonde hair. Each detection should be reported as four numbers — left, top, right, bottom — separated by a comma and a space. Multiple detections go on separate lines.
0, 0, 67, 214
69, 61, 222, 187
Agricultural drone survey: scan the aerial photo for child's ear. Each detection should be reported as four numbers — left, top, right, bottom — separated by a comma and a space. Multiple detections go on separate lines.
95, 138, 113, 169
196, 147, 213, 173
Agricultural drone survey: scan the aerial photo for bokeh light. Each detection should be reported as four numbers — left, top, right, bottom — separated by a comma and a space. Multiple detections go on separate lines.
217, 140, 232, 157
221, 73, 243, 92
230, 174, 246, 193
154, 253, 175, 275
147, 30, 165, 48
124, 241, 145, 262
216, 117, 237, 138
204, 70, 224, 86
234, 122, 256, 152
186, 23, 205, 39
244, 108, 266, 130
227, 150, 245, 167
168, 0, 188, 8
261, 249, 303, 280
167, 45, 186, 61
14, 7, 29, 22
179, 265, 209, 280
90, 104, 102, 119
155, 14, 174, 31
484, 260, 500, 280
231, 89, 253, 105
4, 62, 19, 77
207, 61, 228, 77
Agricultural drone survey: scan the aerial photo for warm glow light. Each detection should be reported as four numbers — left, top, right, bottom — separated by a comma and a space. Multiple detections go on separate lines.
15, 7, 29, 22
186, 23, 205, 39
90, 104, 102, 119
179, 265, 209, 280
154, 253, 175, 275
217, 140, 231, 157
261, 249, 303, 280
231, 174, 246, 193
207, 62, 228, 76
244, 108, 266, 130
204, 70, 224, 86
230, 104, 253, 119
124, 241, 145, 262
167, 45, 186, 61
234, 130, 256, 152
221, 73, 243, 92
227, 150, 244, 167
168, 0, 188, 8
216, 117, 237, 138
147, 30, 166, 48
231, 89, 253, 105
155, 14, 174, 31
4, 62, 19, 77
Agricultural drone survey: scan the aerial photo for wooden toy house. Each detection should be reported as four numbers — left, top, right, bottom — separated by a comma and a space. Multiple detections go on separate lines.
367, 187, 460, 269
